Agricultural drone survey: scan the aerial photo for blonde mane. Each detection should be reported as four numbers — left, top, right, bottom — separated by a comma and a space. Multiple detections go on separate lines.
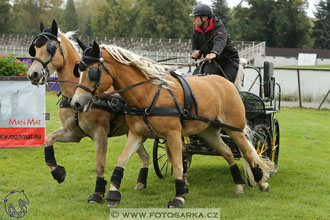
60, 30, 81, 57
102, 45, 173, 86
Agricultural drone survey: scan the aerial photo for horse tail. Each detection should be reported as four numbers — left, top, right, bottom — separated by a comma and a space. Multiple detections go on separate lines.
241, 126, 276, 186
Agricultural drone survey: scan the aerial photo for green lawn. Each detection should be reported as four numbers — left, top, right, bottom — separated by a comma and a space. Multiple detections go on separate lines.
0, 94, 329, 220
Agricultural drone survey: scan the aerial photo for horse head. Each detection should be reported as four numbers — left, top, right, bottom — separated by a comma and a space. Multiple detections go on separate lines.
71, 39, 115, 112
28, 19, 65, 85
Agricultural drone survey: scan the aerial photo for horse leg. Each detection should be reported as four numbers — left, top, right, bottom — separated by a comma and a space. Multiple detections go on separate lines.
45, 127, 83, 184
134, 144, 150, 190
165, 131, 188, 208
88, 131, 108, 204
105, 132, 145, 207
226, 130, 275, 191
197, 127, 245, 194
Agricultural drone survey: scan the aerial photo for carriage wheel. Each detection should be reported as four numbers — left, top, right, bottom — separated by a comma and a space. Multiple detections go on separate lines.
272, 119, 280, 166
153, 139, 171, 178
253, 124, 273, 161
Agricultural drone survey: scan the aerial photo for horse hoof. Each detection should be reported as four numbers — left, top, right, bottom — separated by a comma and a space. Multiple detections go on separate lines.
168, 199, 183, 208
259, 182, 270, 191
134, 182, 146, 190
105, 191, 121, 207
235, 184, 244, 194
88, 194, 103, 204
107, 201, 120, 207
51, 165, 66, 184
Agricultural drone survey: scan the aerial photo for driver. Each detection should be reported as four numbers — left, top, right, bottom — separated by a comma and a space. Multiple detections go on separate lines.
190, 4, 239, 83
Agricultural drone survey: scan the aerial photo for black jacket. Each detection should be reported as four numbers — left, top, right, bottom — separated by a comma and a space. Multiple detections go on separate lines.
192, 16, 239, 65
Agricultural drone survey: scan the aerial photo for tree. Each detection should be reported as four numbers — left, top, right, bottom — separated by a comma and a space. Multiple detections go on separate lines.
75, 0, 106, 36
313, 0, 330, 49
134, 0, 194, 39
0, 0, 11, 33
212, 0, 230, 26
228, 0, 312, 48
11, 0, 46, 34
272, 0, 312, 48
91, 0, 136, 37
63, 0, 78, 32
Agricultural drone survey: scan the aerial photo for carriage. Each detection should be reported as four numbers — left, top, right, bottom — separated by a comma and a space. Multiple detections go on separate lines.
153, 61, 281, 179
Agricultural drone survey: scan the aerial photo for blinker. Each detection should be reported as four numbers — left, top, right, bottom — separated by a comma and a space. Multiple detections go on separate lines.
88, 67, 100, 82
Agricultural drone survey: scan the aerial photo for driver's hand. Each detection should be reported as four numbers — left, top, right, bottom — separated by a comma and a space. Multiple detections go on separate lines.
192, 50, 200, 58
206, 53, 217, 63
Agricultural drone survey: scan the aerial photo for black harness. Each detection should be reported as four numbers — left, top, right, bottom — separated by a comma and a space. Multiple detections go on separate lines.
75, 46, 243, 141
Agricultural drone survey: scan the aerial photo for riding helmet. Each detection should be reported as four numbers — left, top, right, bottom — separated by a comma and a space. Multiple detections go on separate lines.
189, 4, 213, 17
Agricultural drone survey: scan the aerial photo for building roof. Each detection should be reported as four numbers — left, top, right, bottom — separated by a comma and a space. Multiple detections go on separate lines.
266, 47, 330, 59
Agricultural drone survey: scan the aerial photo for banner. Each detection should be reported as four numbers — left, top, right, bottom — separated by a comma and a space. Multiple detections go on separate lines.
0, 78, 45, 147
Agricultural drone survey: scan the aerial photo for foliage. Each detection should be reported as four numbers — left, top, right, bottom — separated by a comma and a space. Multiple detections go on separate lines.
272, 0, 312, 48
228, 0, 312, 48
133, 0, 194, 39
0, 0, 11, 33
0, 53, 28, 76
0, 0, 323, 48
212, 0, 230, 27
62, 0, 78, 32
0, 98, 329, 220
312, 0, 330, 49
91, 0, 136, 38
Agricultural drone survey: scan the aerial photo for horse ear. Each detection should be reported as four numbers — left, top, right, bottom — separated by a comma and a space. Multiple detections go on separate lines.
92, 40, 100, 55
40, 22, 45, 32
51, 20, 58, 36
76, 38, 87, 51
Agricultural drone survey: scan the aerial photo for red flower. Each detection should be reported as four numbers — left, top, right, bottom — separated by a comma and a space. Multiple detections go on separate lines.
19, 73, 24, 76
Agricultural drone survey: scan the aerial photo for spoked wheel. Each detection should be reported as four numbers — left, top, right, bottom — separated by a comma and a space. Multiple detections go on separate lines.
272, 119, 280, 166
153, 139, 171, 178
253, 124, 273, 161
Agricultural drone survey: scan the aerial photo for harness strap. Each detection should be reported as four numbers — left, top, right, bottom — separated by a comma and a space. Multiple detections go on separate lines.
170, 71, 199, 115
146, 84, 163, 115
190, 113, 243, 133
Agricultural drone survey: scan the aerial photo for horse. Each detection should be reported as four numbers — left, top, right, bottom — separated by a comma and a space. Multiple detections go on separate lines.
27, 20, 150, 204
71, 39, 276, 208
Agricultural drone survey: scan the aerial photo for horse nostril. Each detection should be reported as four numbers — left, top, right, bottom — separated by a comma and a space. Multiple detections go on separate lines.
30, 72, 39, 80
73, 102, 82, 111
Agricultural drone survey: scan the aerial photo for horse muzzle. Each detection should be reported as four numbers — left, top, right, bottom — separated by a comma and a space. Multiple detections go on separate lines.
71, 93, 93, 112
28, 67, 46, 86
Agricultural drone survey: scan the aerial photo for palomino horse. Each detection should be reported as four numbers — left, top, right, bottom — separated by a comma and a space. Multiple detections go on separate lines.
71, 40, 275, 208
27, 20, 150, 203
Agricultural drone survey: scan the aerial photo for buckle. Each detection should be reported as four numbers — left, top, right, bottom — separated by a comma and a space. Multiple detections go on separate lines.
182, 109, 189, 117
144, 108, 150, 116
111, 98, 119, 106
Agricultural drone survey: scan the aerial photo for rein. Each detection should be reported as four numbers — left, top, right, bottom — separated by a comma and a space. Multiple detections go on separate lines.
100, 80, 148, 99
47, 78, 79, 83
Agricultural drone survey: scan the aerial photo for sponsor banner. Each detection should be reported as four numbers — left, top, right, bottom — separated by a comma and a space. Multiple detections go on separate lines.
0, 127, 45, 147
0, 79, 45, 147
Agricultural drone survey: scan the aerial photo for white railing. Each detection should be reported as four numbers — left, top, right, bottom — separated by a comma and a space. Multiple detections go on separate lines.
0, 35, 265, 64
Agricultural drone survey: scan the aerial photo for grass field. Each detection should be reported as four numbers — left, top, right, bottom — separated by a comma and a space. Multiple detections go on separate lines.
0, 93, 329, 220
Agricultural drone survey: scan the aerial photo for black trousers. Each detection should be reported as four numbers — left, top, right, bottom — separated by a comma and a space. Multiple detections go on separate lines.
193, 61, 238, 83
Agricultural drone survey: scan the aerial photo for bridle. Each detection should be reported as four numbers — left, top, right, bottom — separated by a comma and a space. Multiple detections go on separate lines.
74, 46, 115, 97
74, 45, 149, 103
29, 31, 65, 83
